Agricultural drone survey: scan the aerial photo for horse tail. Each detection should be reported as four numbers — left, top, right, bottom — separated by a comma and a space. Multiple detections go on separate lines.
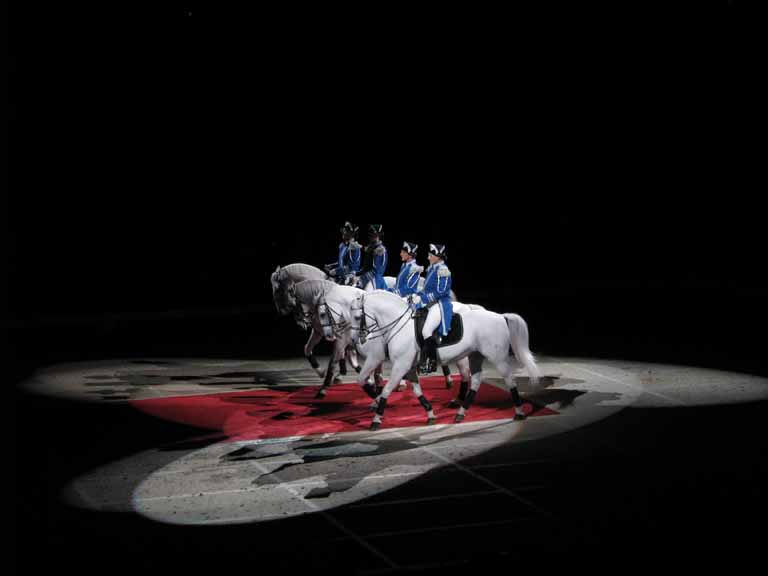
504, 313, 541, 386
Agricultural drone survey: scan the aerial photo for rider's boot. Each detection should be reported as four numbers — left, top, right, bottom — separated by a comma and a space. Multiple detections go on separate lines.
419, 336, 438, 374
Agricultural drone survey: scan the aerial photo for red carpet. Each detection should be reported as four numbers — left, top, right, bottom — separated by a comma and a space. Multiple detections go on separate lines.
131, 375, 557, 441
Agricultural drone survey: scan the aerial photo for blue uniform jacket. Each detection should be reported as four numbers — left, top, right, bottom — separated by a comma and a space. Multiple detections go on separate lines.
360, 241, 388, 290
418, 262, 453, 336
337, 240, 361, 276
390, 260, 422, 297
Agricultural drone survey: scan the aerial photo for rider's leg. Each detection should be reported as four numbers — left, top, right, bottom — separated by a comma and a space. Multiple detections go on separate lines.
419, 306, 442, 373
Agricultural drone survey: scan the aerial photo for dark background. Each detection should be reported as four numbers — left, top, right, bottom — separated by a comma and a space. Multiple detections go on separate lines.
10, 3, 766, 575
10, 3, 764, 377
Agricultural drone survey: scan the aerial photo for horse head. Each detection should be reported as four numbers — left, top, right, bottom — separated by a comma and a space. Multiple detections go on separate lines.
271, 266, 297, 316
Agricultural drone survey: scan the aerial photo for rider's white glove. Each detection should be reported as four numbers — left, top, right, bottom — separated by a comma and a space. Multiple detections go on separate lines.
411, 294, 422, 305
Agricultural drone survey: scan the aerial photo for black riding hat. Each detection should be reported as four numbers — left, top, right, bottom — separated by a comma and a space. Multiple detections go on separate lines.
401, 241, 418, 255
428, 243, 446, 258
341, 221, 358, 236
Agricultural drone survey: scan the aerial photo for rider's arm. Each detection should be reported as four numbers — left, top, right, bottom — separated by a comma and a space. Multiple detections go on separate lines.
373, 246, 387, 275
349, 242, 361, 273
424, 267, 451, 303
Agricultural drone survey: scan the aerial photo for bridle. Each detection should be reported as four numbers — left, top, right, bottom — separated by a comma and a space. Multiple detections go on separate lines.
317, 298, 349, 337
351, 294, 413, 345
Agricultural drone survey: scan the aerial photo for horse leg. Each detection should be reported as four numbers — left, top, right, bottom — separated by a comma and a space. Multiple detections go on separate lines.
370, 361, 408, 431
408, 368, 436, 425
449, 357, 472, 408
315, 342, 344, 399
455, 353, 484, 423
315, 354, 334, 399
346, 344, 362, 374
358, 355, 383, 401
373, 364, 385, 395
304, 328, 324, 377
350, 348, 362, 373
497, 360, 527, 421
346, 346, 361, 373
442, 364, 452, 389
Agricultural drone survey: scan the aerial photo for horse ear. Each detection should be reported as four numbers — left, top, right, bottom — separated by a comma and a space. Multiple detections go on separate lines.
313, 292, 323, 306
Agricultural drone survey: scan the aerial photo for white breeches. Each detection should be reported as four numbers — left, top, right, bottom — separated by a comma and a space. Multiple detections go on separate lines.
422, 304, 443, 339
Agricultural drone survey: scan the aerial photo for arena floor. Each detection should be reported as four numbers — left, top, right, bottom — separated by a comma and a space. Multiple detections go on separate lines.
16, 356, 768, 573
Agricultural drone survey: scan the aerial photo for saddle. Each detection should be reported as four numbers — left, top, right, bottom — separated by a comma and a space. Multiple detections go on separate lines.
414, 307, 464, 348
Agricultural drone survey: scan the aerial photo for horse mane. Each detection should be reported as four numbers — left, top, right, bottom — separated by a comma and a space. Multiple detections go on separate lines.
281, 263, 326, 282
293, 279, 337, 304
368, 289, 410, 309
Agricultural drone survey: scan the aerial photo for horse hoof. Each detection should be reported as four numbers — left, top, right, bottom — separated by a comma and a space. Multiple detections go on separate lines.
314, 390, 327, 400
427, 417, 436, 425
370, 421, 381, 431
333, 377, 343, 385
445, 379, 452, 390
448, 399, 461, 409
514, 413, 527, 421
368, 401, 378, 411
354, 365, 362, 373
454, 414, 465, 423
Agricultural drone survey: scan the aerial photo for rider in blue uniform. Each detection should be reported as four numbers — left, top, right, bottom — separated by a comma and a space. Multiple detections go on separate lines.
411, 243, 452, 373
358, 224, 388, 290
325, 221, 361, 285
390, 241, 422, 297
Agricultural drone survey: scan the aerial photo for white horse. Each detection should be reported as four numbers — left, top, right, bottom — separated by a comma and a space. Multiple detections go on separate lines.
348, 291, 541, 428
371, 276, 459, 389
271, 263, 457, 387
292, 279, 379, 396
271, 264, 362, 381
314, 285, 473, 411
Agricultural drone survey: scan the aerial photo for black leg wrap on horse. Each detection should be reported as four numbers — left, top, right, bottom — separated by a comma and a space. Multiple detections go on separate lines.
307, 355, 320, 369
362, 383, 378, 399
510, 386, 522, 406
339, 359, 347, 375
458, 380, 469, 401
354, 364, 362, 373
442, 365, 451, 377
376, 396, 388, 416
463, 389, 477, 410
418, 396, 433, 412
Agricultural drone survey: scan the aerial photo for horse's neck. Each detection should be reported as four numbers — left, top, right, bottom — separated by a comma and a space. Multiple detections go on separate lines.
367, 295, 410, 326
285, 273, 312, 285
284, 264, 325, 283
328, 286, 364, 308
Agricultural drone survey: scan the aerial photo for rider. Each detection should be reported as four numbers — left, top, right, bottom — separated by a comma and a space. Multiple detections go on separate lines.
390, 241, 422, 297
325, 221, 361, 285
358, 224, 388, 290
411, 243, 452, 374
